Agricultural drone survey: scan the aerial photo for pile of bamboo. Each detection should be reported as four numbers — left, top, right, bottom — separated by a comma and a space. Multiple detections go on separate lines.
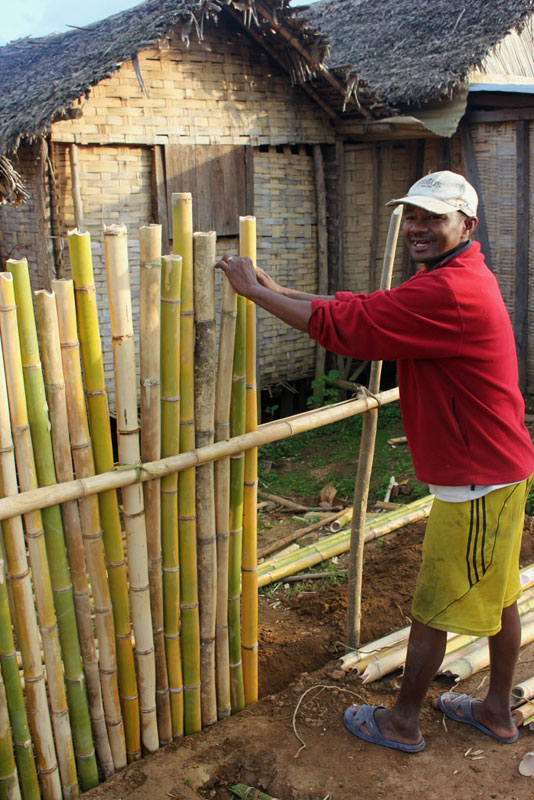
0, 196, 261, 798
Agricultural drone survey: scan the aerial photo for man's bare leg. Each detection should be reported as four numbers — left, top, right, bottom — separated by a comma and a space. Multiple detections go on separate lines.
353, 619, 447, 746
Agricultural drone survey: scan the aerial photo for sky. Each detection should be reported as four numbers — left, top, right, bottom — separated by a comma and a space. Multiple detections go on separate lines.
1, 0, 318, 46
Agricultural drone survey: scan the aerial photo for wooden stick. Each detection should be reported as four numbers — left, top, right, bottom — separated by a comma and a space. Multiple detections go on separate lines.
104, 224, 159, 754
346, 206, 403, 649
312, 144, 328, 402
258, 508, 347, 560
0, 388, 400, 522
193, 230, 218, 727
139, 224, 172, 746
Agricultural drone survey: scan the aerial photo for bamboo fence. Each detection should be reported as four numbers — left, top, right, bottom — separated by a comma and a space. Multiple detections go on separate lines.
0, 206, 411, 796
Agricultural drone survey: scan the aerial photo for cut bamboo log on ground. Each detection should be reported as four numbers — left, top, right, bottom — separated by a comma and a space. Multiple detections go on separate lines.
160, 254, 184, 739
104, 224, 159, 754
214, 272, 237, 720
68, 229, 140, 763
0, 272, 66, 799
347, 205, 403, 650
257, 496, 434, 588
228, 248, 247, 714
0, 388, 401, 524
257, 508, 348, 560
9, 260, 98, 792
240, 215, 259, 707
513, 675, 534, 703
0, 556, 40, 798
139, 224, 172, 746
54, 279, 127, 771
193, 230, 218, 727
0, 653, 21, 800
37, 287, 113, 779
516, 700, 534, 724
173, 193, 202, 735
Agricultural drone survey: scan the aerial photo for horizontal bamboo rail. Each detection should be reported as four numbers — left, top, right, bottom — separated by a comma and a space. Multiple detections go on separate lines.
0, 389, 399, 521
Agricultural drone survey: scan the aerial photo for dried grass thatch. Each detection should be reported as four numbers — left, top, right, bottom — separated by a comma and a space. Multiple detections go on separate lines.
0, 0, 328, 154
0, 155, 28, 205
302, 0, 534, 108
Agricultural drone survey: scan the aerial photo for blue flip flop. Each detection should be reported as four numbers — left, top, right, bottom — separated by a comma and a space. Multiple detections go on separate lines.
438, 691, 519, 743
343, 705, 426, 753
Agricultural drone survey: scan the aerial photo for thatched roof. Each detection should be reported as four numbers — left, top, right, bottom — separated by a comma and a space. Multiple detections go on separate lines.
0, 0, 328, 154
302, 0, 534, 108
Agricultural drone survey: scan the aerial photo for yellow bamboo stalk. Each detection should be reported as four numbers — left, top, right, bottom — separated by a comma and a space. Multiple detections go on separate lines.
173, 194, 201, 735
36, 288, 114, 779
103, 224, 159, 754
68, 229, 141, 762
240, 216, 258, 706
193, 230, 218, 727
53, 279, 127, 771
214, 274, 237, 720
347, 205, 403, 649
0, 273, 70, 799
0, 655, 21, 800
0, 388, 401, 523
160, 253, 184, 739
139, 224, 172, 746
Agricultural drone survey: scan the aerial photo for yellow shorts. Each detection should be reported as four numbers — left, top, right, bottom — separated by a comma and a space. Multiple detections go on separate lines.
412, 476, 533, 637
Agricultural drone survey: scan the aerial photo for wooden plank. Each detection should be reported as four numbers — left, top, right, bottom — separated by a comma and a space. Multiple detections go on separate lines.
152, 145, 169, 246
515, 120, 529, 393
368, 143, 380, 292
402, 139, 425, 283
165, 144, 197, 235
313, 144, 328, 392
244, 145, 254, 216
335, 139, 345, 292
459, 122, 493, 271
469, 108, 534, 124
69, 143, 85, 232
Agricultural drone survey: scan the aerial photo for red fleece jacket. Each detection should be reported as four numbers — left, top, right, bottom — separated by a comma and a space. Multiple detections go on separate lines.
308, 241, 534, 485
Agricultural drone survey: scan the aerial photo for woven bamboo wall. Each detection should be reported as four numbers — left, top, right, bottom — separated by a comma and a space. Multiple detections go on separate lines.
50, 18, 332, 148
254, 145, 318, 386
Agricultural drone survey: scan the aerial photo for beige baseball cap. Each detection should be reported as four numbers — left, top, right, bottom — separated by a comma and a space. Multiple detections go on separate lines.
387, 170, 478, 217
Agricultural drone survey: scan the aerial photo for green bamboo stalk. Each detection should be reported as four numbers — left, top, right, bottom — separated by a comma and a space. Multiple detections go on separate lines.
103, 224, 159, 755
173, 194, 201, 735
228, 288, 246, 714
0, 272, 64, 799
68, 229, 141, 763
160, 254, 184, 739
0, 557, 39, 799
37, 286, 114, 779
8, 259, 98, 792
139, 225, 172, 746
0, 649, 21, 800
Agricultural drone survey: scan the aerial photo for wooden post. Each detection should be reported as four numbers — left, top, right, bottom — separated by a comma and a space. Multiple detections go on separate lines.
515, 120, 529, 393
313, 144, 328, 400
346, 207, 403, 649
69, 144, 85, 233
460, 121, 493, 271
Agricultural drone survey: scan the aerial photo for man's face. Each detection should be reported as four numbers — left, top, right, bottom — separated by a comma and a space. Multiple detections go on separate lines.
402, 204, 478, 265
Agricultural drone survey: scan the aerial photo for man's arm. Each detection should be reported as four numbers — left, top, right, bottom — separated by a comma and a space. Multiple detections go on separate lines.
216, 256, 332, 332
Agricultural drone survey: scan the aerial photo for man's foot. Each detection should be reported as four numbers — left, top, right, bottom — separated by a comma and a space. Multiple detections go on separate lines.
344, 705, 425, 753
438, 692, 518, 743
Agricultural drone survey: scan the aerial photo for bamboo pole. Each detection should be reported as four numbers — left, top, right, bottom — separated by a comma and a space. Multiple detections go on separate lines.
214, 273, 237, 720
36, 287, 114, 779
513, 675, 534, 703
193, 231, 218, 727
228, 251, 247, 714
0, 388, 401, 523
9, 260, 98, 792
0, 652, 21, 800
103, 224, 159, 754
53, 279, 127, 771
257, 496, 434, 588
160, 254, 184, 739
516, 700, 534, 725
0, 272, 65, 799
240, 217, 259, 706
0, 557, 40, 799
173, 194, 202, 735
68, 229, 140, 763
139, 224, 172, 746
347, 206, 403, 649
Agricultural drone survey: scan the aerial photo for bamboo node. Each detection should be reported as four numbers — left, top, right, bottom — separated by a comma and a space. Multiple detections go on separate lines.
184, 682, 201, 691
229, 659, 243, 669
241, 567, 257, 574
135, 646, 155, 656
241, 644, 258, 653
39, 763, 60, 776
180, 601, 199, 611
130, 583, 150, 593
169, 686, 184, 694
178, 514, 196, 523
141, 378, 160, 388
198, 535, 217, 546
85, 389, 106, 397
140, 705, 157, 714
0, 303, 16, 312
160, 297, 181, 305
22, 670, 45, 684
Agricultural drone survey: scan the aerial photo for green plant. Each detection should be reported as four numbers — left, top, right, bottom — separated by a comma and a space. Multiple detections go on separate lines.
306, 369, 341, 409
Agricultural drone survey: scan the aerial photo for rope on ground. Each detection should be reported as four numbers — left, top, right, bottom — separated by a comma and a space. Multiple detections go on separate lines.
292, 684, 366, 758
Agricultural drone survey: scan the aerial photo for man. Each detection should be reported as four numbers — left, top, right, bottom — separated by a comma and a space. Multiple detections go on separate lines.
216, 171, 534, 753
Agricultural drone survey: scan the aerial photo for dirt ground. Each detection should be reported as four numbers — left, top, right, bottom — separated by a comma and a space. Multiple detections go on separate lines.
85, 518, 534, 800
